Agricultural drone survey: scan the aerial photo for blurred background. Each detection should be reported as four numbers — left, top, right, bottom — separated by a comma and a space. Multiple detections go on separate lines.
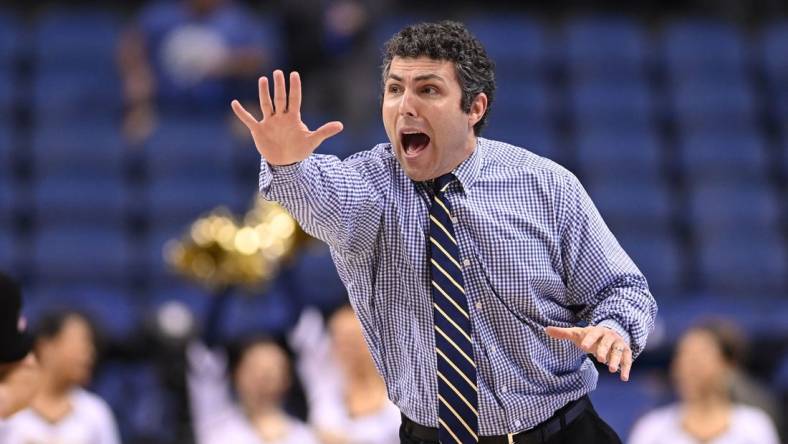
0, 0, 787, 442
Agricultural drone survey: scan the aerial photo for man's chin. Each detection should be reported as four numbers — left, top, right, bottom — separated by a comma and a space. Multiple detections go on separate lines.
396, 156, 432, 182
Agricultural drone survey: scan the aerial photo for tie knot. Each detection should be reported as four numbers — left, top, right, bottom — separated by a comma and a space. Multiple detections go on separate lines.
433, 173, 455, 195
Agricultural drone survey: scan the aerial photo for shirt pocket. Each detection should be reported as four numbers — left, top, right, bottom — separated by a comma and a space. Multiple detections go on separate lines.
469, 213, 565, 320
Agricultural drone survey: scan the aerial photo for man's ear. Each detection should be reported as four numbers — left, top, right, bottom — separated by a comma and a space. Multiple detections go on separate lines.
468, 92, 488, 130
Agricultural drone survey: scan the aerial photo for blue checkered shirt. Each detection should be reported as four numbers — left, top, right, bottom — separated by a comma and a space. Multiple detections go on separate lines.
259, 137, 657, 435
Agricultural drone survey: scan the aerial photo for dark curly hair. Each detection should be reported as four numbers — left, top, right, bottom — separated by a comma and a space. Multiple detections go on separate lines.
381, 20, 496, 136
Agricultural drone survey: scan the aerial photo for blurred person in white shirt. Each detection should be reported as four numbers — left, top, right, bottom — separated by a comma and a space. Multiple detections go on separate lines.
291, 305, 400, 444
2, 310, 120, 444
628, 320, 779, 444
187, 335, 319, 444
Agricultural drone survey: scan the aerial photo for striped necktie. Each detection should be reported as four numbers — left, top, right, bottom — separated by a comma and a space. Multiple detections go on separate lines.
429, 173, 479, 443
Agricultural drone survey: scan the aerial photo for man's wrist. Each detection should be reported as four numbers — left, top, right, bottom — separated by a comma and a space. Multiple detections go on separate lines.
596, 319, 631, 346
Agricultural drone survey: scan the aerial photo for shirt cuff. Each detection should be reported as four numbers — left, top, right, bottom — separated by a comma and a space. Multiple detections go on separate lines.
596, 319, 631, 346
258, 156, 309, 198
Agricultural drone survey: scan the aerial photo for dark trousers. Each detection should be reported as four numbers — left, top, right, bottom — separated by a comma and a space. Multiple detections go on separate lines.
399, 398, 622, 444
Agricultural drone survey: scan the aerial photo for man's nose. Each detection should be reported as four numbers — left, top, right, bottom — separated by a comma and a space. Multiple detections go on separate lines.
398, 89, 418, 117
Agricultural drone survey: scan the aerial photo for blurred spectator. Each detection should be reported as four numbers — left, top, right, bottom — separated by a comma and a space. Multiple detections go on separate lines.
0, 272, 40, 421
291, 305, 400, 444
2, 311, 121, 444
118, 0, 268, 142
187, 338, 319, 444
186, 290, 318, 444
628, 320, 779, 444
281, 0, 388, 131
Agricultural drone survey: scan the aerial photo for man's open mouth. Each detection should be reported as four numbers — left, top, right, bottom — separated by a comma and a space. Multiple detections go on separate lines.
401, 131, 430, 157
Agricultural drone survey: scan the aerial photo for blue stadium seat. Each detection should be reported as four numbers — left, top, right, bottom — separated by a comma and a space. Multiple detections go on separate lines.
662, 19, 746, 83
31, 123, 125, 176
0, 230, 15, 271
31, 9, 122, 120
679, 130, 768, 181
483, 119, 558, 161
24, 285, 140, 343
657, 294, 788, 341
466, 15, 549, 78
0, 11, 20, 68
33, 176, 130, 227
32, 70, 122, 121
0, 174, 12, 225
772, 352, 788, 392
591, 372, 663, 439
0, 69, 13, 113
687, 183, 781, 236
33, 8, 120, 69
697, 234, 788, 295
586, 181, 673, 233
284, 242, 346, 310
782, 140, 788, 176
91, 362, 177, 443
0, 121, 12, 169
144, 118, 236, 179
564, 15, 650, 81
616, 232, 683, 297
219, 279, 302, 340
760, 21, 788, 118
145, 178, 246, 232
571, 80, 654, 130
31, 227, 132, 284
672, 80, 757, 130
493, 79, 552, 121
576, 127, 662, 183
372, 14, 426, 49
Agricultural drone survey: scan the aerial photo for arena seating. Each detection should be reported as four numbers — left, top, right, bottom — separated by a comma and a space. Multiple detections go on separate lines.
0, 7, 786, 441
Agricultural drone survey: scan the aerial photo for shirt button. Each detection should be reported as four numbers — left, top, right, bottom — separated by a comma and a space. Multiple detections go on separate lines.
501, 386, 508, 393
475, 301, 483, 310
514, 420, 521, 428
451, 217, 458, 224
463, 258, 471, 267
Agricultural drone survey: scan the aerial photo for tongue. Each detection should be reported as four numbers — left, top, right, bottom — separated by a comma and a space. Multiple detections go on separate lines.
405, 133, 429, 153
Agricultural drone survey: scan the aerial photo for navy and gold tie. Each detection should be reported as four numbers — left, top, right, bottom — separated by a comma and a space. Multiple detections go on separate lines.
429, 173, 479, 443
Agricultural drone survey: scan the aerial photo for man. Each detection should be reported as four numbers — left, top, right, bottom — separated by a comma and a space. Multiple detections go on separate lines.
0, 272, 40, 420
232, 21, 657, 444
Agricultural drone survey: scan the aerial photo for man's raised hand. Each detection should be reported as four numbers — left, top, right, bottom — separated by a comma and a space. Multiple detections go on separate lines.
231, 70, 343, 166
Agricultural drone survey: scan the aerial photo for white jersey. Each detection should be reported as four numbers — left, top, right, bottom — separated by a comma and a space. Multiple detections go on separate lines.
628, 403, 780, 444
2, 388, 121, 444
187, 342, 320, 444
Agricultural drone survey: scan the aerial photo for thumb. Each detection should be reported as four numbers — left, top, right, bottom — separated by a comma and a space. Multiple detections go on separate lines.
310, 121, 344, 145
545, 326, 584, 342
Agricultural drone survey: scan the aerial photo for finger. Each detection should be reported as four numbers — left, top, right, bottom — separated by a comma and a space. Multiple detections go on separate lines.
259, 76, 273, 117
545, 326, 584, 343
579, 328, 604, 353
606, 340, 625, 373
309, 121, 344, 146
231, 100, 258, 129
595, 332, 617, 363
620, 348, 633, 382
273, 69, 286, 113
288, 71, 301, 113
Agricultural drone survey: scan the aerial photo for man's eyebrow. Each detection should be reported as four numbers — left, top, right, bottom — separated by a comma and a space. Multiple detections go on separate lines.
414, 74, 445, 83
386, 73, 446, 83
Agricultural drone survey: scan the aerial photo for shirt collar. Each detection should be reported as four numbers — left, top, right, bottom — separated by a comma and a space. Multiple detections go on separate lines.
451, 136, 485, 193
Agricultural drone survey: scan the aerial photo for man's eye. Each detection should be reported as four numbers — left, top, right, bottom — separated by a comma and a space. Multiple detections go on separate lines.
388, 85, 401, 94
423, 86, 438, 95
